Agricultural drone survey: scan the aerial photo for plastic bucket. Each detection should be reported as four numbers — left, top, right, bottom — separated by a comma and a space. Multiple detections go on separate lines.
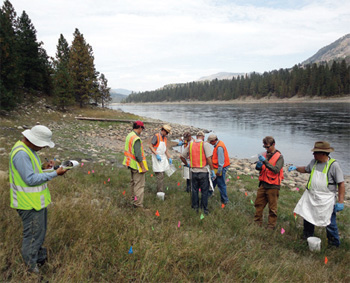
307, 237, 321, 252
165, 164, 176, 177
156, 192, 165, 201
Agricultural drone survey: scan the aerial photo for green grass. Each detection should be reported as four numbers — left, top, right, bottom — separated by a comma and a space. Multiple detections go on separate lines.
0, 103, 349, 282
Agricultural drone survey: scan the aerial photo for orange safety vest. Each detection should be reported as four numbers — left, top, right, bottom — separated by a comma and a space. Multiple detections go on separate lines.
123, 131, 147, 171
259, 151, 284, 185
212, 140, 230, 169
189, 141, 207, 168
152, 133, 167, 150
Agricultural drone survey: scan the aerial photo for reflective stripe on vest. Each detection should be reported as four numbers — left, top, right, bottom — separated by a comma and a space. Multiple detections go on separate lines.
9, 141, 50, 210
212, 140, 230, 169
306, 159, 335, 190
152, 133, 167, 150
189, 141, 207, 168
258, 151, 284, 185
123, 131, 146, 170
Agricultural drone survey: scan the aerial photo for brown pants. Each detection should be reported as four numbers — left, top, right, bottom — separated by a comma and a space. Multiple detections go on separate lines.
130, 168, 145, 207
254, 185, 279, 229
155, 172, 164, 192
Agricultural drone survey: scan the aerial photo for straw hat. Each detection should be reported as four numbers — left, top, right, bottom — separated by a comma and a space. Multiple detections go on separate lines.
311, 141, 334, 153
162, 124, 171, 133
22, 125, 55, 148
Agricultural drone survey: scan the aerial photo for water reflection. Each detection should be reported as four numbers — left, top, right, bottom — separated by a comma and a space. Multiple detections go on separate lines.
111, 103, 350, 175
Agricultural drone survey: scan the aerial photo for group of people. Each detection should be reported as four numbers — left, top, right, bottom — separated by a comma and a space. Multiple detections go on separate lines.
9, 122, 346, 274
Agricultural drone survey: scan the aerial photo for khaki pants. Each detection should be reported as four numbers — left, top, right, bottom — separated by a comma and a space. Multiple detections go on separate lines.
254, 185, 279, 229
155, 172, 164, 192
130, 168, 145, 207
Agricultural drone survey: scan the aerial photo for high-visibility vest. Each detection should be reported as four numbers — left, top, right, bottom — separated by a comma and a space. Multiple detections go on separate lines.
306, 159, 336, 190
212, 140, 230, 169
9, 141, 51, 210
189, 141, 207, 168
152, 133, 167, 150
123, 131, 147, 171
258, 151, 284, 185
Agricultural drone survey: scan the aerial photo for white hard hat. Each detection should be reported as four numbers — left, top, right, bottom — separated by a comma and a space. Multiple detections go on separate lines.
22, 125, 55, 148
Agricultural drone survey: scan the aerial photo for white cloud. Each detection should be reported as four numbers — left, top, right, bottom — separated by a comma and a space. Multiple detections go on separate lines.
6, 0, 350, 91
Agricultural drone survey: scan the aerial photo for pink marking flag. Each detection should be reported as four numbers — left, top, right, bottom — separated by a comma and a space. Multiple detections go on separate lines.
107, 178, 110, 182
92, 170, 95, 173
178, 221, 181, 228
134, 196, 137, 201
296, 187, 300, 191
281, 228, 285, 235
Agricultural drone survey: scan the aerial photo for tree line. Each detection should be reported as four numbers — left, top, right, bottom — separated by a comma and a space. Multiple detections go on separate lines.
0, 0, 111, 111
124, 60, 350, 103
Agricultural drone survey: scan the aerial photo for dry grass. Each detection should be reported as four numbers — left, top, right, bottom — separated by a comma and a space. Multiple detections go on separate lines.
0, 102, 349, 282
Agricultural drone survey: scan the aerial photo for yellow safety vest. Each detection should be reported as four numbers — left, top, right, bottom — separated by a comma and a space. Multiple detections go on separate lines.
9, 141, 51, 210
123, 131, 148, 172
307, 159, 335, 190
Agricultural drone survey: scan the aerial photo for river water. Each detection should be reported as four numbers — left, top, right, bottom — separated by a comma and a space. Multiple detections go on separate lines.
110, 103, 350, 175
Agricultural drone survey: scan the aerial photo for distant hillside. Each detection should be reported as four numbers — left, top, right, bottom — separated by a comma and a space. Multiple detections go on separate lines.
302, 34, 350, 65
197, 72, 246, 81
110, 89, 132, 103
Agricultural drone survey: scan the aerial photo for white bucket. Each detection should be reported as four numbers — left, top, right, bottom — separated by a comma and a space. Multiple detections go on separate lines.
156, 192, 165, 201
307, 237, 321, 252
165, 164, 176, 177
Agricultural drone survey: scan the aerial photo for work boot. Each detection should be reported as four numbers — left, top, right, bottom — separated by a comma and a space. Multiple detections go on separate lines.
28, 265, 40, 274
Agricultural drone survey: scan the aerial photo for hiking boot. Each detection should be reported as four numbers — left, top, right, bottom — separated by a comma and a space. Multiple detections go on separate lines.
28, 265, 40, 274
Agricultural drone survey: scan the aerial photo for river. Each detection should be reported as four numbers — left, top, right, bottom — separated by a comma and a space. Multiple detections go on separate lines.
110, 102, 350, 175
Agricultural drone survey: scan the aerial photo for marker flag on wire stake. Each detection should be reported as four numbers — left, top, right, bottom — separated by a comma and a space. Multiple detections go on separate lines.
294, 212, 297, 220
122, 190, 125, 195
251, 200, 254, 205
325, 257, 328, 264
245, 192, 248, 196
200, 214, 204, 220
128, 246, 133, 254
155, 210, 160, 217
281, 228, 285, 235
296, 187, 300, 191
178, 221, 181, 228
221, 203, 225, 208
134, 196, 137, 201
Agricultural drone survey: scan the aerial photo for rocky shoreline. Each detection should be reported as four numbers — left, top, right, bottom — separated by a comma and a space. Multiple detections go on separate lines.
0, 102, 349, 203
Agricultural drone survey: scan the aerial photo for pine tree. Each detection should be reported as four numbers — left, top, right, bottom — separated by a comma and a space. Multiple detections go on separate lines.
52, 34, 74, 109
0, 0, 21, 110
98, 73, 111, 108
16, 11, 49, 92
68, 28, 96, 107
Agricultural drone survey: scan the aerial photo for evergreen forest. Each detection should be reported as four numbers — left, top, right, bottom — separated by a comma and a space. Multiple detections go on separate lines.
124, 61, 350, 103
0, 0, 111, 111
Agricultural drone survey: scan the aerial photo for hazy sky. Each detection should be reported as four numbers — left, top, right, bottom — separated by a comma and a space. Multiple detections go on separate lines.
6, 0, 350, 92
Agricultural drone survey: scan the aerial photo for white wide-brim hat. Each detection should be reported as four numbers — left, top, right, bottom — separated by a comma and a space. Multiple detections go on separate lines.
22, 125, 55, 148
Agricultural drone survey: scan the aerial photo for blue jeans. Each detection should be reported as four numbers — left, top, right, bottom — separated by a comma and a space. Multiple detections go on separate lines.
303, 206, 340, 247
191, 172, 209, 213
210, 166, 229, 204
17, 208, 48, 269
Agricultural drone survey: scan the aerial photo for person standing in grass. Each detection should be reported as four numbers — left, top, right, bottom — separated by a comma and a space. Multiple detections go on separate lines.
207, 134, 230, 205
180, 131, 215, 215
9, 125, 68, 274
149, 125, 179, 193
289, 141, 345, 247
254, 136, 284, 230
182, 131, 193, 193
123, 121, 148, 208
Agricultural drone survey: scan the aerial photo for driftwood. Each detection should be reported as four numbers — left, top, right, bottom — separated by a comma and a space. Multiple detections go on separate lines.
74, 117, 160, 124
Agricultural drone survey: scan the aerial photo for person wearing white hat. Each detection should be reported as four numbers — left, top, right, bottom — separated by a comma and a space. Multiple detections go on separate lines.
9, 125, 68, 273
289, 141, 345, 247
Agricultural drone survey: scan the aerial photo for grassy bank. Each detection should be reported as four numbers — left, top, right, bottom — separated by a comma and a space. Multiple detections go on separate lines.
0, 101, 349, 282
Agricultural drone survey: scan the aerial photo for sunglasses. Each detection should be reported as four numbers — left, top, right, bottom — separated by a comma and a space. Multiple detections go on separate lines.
263, 144, 272, 149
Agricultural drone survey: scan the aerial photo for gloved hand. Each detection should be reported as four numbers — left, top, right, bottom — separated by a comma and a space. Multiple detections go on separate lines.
256, 161, 263, 169
258, 154, 266, 162
178, 141, 184, 146
156, 154, 162, 161
288, 166, 297, 172
168, 158, 172, 165
211, 170, 216, 180
335, 203, 344, 212
184, 163, 190, 167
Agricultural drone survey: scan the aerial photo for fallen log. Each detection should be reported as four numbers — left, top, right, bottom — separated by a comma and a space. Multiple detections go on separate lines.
74, 117, 160, 123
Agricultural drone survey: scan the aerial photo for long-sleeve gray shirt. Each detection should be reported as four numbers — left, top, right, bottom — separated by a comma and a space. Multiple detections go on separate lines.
12, 149, 57, 186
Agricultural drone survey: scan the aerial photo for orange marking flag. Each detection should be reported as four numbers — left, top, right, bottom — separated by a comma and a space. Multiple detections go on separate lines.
325, 257, 328, 264
155, 210, 160, 217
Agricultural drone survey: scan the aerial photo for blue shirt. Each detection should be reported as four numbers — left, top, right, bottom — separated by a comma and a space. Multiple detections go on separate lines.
12, 149, 57, 186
